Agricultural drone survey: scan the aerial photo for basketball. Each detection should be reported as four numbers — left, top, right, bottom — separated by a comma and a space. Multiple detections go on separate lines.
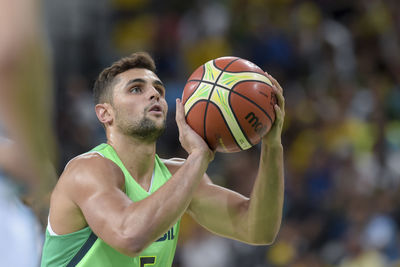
182, 56, 277, 153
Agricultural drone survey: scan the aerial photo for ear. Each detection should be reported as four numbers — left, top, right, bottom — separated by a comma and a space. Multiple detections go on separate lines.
95, 103, 113, 126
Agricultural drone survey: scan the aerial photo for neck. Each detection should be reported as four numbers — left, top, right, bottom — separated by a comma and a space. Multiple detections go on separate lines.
107, 129, 156, 187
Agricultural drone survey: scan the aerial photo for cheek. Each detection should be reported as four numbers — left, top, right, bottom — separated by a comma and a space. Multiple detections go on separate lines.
163, 101, 168, 114
117, 102, 143, 118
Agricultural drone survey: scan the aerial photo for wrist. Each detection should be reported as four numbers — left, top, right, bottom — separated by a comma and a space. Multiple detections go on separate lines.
262, 140, 283, 149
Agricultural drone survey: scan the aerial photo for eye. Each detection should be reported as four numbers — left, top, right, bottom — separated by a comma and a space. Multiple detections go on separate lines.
130, 86, 142, 93
158, 89, 165, 96
155, 86, 165, 96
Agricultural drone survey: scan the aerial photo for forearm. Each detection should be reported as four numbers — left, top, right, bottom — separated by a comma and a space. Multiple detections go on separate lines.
246, 142, 284, 243
0, 7, 56, 225
121, 151, 210, 252
0, 5, 56, 190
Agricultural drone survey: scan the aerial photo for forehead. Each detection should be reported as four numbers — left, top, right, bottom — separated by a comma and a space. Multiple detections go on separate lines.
116, 68, 160, 85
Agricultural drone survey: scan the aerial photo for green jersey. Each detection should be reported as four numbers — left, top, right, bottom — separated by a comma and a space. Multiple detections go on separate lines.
41, 143, 180, 267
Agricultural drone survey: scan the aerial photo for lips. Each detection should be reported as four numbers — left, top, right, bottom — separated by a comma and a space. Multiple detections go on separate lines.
148, 104, 163, 113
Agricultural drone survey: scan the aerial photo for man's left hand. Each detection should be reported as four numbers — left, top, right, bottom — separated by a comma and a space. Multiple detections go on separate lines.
262, 73, 285, 146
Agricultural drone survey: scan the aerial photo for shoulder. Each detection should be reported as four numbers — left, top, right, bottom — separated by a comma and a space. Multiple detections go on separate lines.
49, 152, 126, 234
160, 157, 185, 175
64, 152, 123, 180
56, 152, 125, 199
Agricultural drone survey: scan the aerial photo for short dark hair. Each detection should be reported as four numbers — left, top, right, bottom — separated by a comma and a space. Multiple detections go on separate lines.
93, 52, 156, 104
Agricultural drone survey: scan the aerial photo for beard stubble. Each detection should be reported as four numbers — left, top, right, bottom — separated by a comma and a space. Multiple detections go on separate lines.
116, 110, 166, 143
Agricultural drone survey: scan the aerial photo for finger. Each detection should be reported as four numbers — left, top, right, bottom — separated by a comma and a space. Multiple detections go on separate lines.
272, 87, 284, 111
273, 104, 284, 127
268, 74, 281, 92
268, 74, 283, 94
274, 104, 282, 121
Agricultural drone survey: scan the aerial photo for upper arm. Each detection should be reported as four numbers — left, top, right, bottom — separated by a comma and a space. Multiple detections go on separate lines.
51, 154, 134, 253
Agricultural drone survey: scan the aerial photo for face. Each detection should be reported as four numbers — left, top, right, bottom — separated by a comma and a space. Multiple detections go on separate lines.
110, 68, 168, 142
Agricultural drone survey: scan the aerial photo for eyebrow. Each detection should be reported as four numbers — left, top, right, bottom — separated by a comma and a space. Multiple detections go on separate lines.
125, 78, 165, 89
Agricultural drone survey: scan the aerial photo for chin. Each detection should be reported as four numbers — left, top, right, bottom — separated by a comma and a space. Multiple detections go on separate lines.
136, 120, 166, 141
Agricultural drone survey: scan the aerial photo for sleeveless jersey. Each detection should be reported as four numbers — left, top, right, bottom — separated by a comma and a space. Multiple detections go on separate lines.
41, 143, 180, 267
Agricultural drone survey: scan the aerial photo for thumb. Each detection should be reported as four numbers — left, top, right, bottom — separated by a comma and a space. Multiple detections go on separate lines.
175, 98, 186, 131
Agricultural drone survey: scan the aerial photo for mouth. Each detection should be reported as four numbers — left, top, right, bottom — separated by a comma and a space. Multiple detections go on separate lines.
148, 104, 163, 114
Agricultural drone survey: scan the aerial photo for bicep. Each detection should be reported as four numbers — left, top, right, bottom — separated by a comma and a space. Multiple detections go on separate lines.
77, 185, 132, 240
64, 157, 134, 250
187, 175, 250, 240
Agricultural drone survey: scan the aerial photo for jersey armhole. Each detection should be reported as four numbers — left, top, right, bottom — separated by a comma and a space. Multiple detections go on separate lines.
47, 216, 59, 236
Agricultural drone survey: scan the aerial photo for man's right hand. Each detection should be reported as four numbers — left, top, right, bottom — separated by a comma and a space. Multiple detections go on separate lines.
175, 98, 214, 162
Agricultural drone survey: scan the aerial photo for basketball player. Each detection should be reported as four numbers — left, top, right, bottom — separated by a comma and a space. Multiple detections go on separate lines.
0, 0, 56, 266
41, 52, 285, 266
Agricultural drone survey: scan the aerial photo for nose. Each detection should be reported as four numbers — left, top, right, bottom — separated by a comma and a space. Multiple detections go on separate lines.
149, 86, 160, 101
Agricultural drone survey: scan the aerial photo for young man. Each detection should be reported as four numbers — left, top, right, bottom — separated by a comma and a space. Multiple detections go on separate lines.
41, 52, 285, 266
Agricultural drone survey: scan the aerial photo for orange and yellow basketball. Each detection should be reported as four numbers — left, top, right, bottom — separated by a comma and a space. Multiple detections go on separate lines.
182, 56, 277, 153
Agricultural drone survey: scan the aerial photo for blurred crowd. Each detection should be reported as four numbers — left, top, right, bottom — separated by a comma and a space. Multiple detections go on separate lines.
43, 0, 400, 266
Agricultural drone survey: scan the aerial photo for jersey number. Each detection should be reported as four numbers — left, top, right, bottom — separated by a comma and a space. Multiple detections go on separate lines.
140, 256, 156, 267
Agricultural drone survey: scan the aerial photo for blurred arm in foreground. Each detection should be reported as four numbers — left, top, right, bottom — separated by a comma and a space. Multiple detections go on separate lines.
0, 0, 57, 225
